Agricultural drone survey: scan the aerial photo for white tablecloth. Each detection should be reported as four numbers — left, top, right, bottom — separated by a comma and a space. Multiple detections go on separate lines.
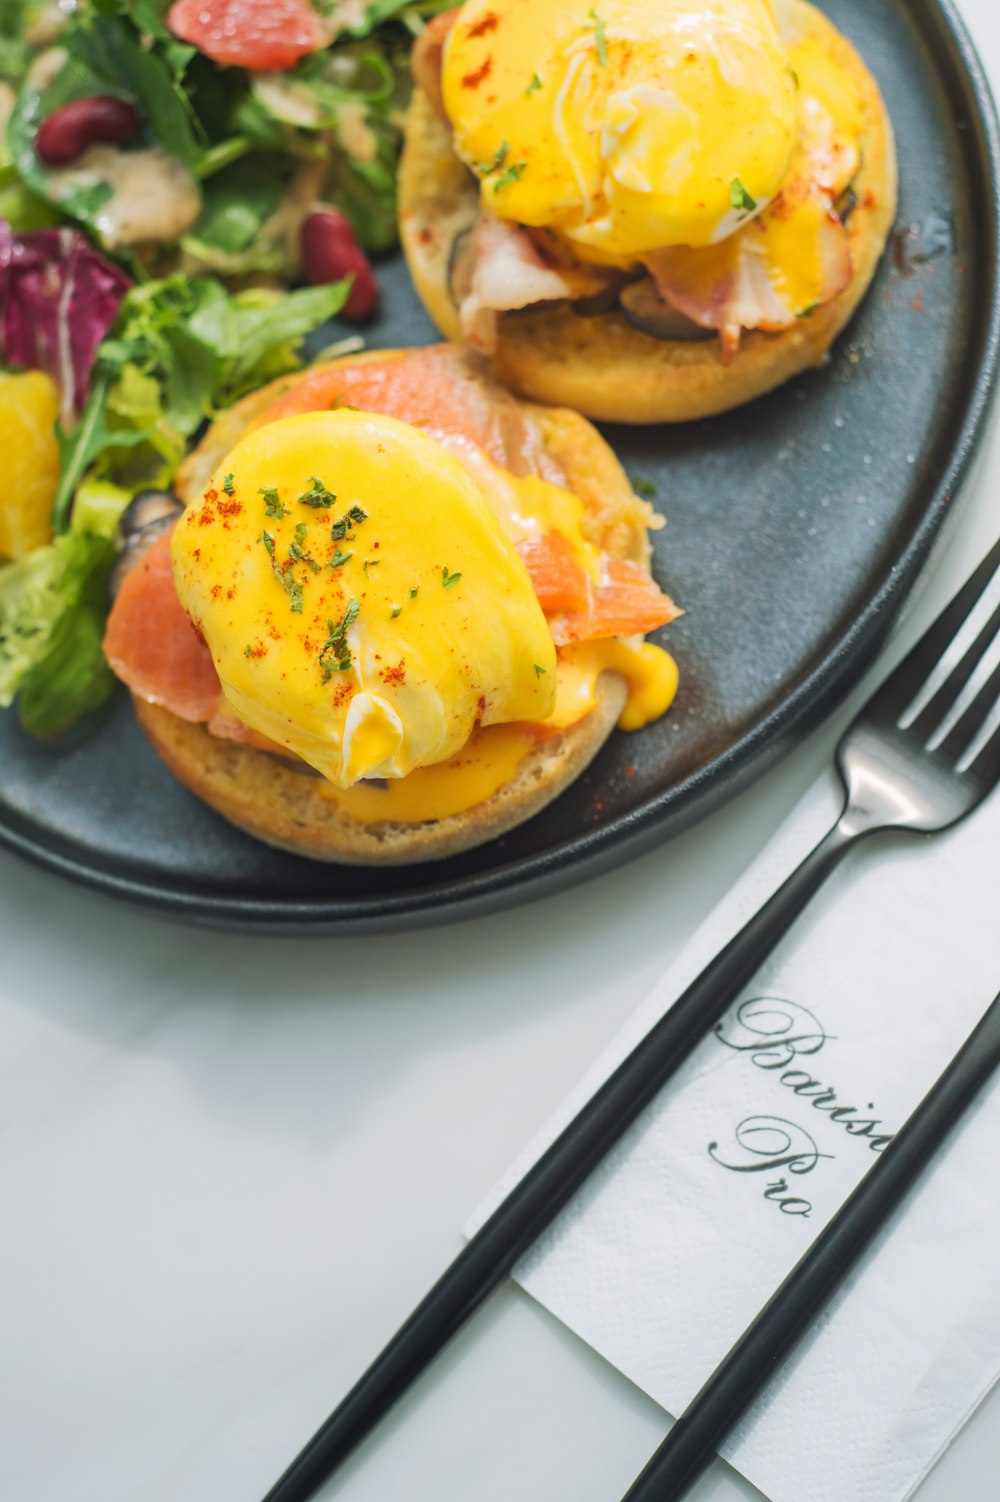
3, 5, 1000, 1497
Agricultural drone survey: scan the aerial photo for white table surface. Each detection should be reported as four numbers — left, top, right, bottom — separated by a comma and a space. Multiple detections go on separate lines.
4, 5, 1000, 1498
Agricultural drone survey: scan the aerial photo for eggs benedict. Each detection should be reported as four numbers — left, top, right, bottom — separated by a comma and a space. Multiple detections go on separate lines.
399, 0, 897, 423
102, 347, 681, 862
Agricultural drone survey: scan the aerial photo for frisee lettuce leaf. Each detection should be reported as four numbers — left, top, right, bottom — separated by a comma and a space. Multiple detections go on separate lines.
52, 273, 350, 531
0, 530, 117, 735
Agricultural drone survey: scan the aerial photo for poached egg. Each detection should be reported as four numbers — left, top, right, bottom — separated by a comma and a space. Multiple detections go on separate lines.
440, 0, 799, 262
171, 409, 557, 787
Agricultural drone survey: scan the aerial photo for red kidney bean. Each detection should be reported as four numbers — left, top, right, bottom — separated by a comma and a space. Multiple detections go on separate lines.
36, 96, 141, 167
300, 209, 379, 323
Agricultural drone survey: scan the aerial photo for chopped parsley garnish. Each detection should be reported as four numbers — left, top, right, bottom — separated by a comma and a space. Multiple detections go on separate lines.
494, 161, 526, 193
223, 473, 235, 496
390, 604, 402, 619
330, 549, 353, 569
474, 140, 509, 178
730, 178, 757, 215
442, 566, 462, 589
409, 586, 419, 598
299, 476, 337, 509
260, 487, 289, 519
798, 301, 820, 319
526, 72, 543, 95
590, 8, 608, 66
631, 476, 657, 498
259, 528, 304, 611
534, 663, 548, 678
331, 504, 368, 542
244, 644, 253, 658
319, 598, 360, 680
363, 558, 380, 575
788, 65, 799, 88
289, 522, 322, 574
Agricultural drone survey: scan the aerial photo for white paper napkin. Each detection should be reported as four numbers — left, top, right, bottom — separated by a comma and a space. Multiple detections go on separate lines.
469, 770, 1000, 1502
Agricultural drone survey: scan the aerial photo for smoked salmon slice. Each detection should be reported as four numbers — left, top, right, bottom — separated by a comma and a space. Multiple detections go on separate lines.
102, 529, 282, 749
516, 533, 589, 613
551, 558, 681, 645
254, 346, 562, 481
103, 531, 220, 722
104, 349, 679, 739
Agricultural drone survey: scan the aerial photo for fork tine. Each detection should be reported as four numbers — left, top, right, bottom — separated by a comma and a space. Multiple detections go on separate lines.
967, 720, 1000, 787
872, 535, 1000, 722
936, 655, 1000, 766
908, 593, 1000, 741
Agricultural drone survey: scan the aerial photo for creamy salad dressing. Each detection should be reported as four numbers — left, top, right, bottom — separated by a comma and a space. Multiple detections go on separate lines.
45, 144, 202, 247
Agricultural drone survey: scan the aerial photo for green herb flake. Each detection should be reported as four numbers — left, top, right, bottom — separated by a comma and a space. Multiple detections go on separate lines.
223, 473, 235, 496
526, 72, 543, 95
330, 503, 368, 542
260, 486, 288, 519
534, 663, 548, 678
363, 558, 380, 576
319, 598, 361, 682
590, 8, 608, 66
798, 301, 820, 319
259, 529, 303, 612
474, 140, 509, 178
244, 644, 253, 658
409, 586, 419, 599
631, 476, 657, 498
730, 177, 757, 215
788, 66, 799, 88
330, 549, 353, 569
288, 522, 321, 574
299, 476, 337, 509
494, 161, 526, 193
390, 604, 402, 619
442, 566, 462, 589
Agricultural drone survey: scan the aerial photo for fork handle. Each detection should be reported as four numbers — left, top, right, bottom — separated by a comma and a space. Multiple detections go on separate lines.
260, 806, 860, 1502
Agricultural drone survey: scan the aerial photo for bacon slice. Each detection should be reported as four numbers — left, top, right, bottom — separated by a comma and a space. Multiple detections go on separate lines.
643, 98, 856, 360
451, 214, 589, 355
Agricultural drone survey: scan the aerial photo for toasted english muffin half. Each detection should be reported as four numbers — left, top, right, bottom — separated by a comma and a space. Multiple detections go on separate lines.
398, 0, 898, 425
130, 357, 665, 864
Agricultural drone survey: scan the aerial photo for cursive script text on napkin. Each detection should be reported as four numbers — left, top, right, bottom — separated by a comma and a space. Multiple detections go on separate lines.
713, 998, 895, 1153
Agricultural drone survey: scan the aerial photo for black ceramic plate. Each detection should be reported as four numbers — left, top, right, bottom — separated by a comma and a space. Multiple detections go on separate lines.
2, 0, 998, 932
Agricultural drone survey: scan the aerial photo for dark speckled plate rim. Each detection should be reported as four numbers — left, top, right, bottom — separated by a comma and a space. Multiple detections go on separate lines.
2, 0, 999, 934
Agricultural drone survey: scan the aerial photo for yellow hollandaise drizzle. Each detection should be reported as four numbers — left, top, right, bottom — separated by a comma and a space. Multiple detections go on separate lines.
313, 638, 679, 825
316, 723, 537, 823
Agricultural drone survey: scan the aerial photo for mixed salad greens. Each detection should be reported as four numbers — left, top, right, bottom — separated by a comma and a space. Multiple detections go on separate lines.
0, 0, 447, 737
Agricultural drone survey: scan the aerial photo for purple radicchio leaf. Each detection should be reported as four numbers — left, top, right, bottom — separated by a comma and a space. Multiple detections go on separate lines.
0, 221, 131, 427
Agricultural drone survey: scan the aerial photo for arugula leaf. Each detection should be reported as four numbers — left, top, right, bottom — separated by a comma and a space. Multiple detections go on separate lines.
189, 155, 290, 255
52, 372, 150, 532
225, 283, 350, 390
68, 13, 203, 168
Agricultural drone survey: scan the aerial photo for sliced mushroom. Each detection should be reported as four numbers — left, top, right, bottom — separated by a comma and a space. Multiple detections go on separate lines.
447, 226, 475, 307
835, 183, 859, 225
573, 282, 632, 317
110, 489, 184, 597
619, 278, 714, 341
